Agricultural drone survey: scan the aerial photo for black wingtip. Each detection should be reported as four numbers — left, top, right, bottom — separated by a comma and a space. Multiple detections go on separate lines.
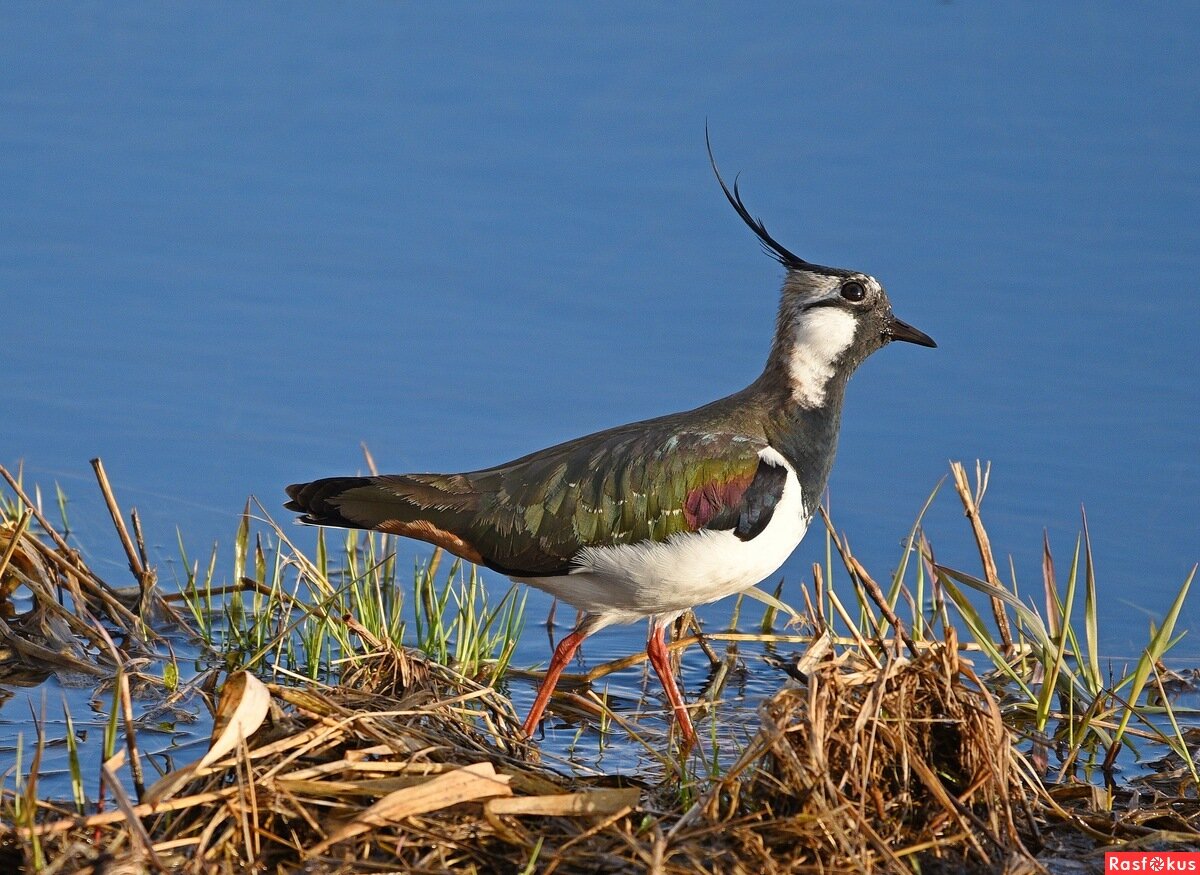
705, 125, 810, 271
284, 477, 372, 529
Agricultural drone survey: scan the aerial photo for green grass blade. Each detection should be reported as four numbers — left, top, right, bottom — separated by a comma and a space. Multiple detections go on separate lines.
1081, 513, 1102, 693
1109, 565, 1196, 749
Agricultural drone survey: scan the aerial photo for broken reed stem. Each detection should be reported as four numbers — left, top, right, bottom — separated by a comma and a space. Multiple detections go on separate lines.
0, 513, 124, 668
119, 672, 146, 803
130, 507, 154, 611
818, 506, 918, 658
0, 462, 145, 634
0, 508, 33, 581
360, 441, 380, 477
949, 461, 1014, 654
812, 562, 827, 632
0, 463, 76, 557
91, 457, 155, 594
686, 612, 721, 666
847, 553, 918, 658
99, 750, 166, 872
26, 535, 142, 632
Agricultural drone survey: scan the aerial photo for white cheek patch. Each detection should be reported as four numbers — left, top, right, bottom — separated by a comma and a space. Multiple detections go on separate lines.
788, 308, 857, 407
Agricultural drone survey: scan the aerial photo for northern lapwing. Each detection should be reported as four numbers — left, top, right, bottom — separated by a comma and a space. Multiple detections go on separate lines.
285, 149, 936, 744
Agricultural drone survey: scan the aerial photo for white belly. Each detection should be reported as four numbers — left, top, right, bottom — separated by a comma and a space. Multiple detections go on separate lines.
515, 448, 808, 629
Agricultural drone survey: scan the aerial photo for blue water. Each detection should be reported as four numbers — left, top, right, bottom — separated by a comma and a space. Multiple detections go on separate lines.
2, 4, 1198, 790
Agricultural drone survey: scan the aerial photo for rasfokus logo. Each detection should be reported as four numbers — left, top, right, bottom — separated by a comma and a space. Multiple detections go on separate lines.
1106, 852, 1200, 871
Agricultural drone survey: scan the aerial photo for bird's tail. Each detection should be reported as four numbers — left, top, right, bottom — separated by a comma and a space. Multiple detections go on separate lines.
284, 477, 377, 529
286, 474, 479, 527
285, 473, 487, 565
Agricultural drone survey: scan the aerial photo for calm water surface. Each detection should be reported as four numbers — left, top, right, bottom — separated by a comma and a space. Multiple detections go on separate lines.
2, 5, 1198, 790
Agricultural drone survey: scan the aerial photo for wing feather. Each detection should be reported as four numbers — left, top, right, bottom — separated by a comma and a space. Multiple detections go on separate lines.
465, 431, 788, 575
287, 425, 793, 578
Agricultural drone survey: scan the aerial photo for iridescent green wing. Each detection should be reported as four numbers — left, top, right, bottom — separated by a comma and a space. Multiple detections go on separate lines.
463, 428, 783, 576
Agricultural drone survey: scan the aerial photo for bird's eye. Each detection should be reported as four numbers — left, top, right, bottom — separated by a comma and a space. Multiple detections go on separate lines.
840, 281, 866, 302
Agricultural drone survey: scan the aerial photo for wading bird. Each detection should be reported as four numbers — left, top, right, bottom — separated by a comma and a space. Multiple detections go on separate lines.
285, 146, 935, 744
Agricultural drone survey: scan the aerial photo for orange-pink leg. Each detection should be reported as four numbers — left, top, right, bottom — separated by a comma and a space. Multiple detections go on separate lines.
646, 624, 697, 745
522, 627, 589, 737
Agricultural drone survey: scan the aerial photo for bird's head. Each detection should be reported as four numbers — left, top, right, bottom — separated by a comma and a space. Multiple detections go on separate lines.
708, 140, 935, 409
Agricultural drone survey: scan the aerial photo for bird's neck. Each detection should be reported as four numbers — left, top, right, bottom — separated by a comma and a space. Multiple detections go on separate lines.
753, 327, 854, 518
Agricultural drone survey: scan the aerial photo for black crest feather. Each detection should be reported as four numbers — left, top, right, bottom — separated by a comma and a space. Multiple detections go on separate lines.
706, 128, 810, 270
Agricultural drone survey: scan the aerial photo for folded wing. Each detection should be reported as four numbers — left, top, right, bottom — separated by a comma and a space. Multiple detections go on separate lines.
286, 429, 790, 577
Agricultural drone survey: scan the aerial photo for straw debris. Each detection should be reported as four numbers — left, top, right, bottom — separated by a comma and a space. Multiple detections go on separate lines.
8, 638, 1048, 874
0, 466, 160, 685
3, 459, 1198, 873
669, 632, 1038, 874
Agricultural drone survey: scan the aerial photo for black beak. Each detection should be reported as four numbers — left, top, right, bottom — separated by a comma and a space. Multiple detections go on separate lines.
888, 316, 937, 348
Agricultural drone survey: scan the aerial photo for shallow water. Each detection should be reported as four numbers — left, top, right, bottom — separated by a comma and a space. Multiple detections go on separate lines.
3, 5, 1198, 791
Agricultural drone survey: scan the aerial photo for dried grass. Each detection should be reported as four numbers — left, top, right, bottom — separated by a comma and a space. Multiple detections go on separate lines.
669, 631, 1037, 874
6, 633, 1049, 874
0, 463, 160, 684
2, 459, 1198, 874
15, 654, 636, 874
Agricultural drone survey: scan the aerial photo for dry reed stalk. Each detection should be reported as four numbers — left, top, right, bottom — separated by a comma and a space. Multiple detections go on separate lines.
90, 458, 155, 596
10, 658, 676, 873
950, 461, 1015, 655
818, 506, 919, 658
0, 462, 150, 642
679, 633, 1040, 874
31, 634, 1057, 874
0, 514, 141, 679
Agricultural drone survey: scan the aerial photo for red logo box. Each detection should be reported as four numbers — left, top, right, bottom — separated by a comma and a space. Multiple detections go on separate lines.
1106, 852, 1200, 872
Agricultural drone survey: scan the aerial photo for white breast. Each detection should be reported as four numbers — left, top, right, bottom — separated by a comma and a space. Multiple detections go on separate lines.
515, 447, 808, 630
